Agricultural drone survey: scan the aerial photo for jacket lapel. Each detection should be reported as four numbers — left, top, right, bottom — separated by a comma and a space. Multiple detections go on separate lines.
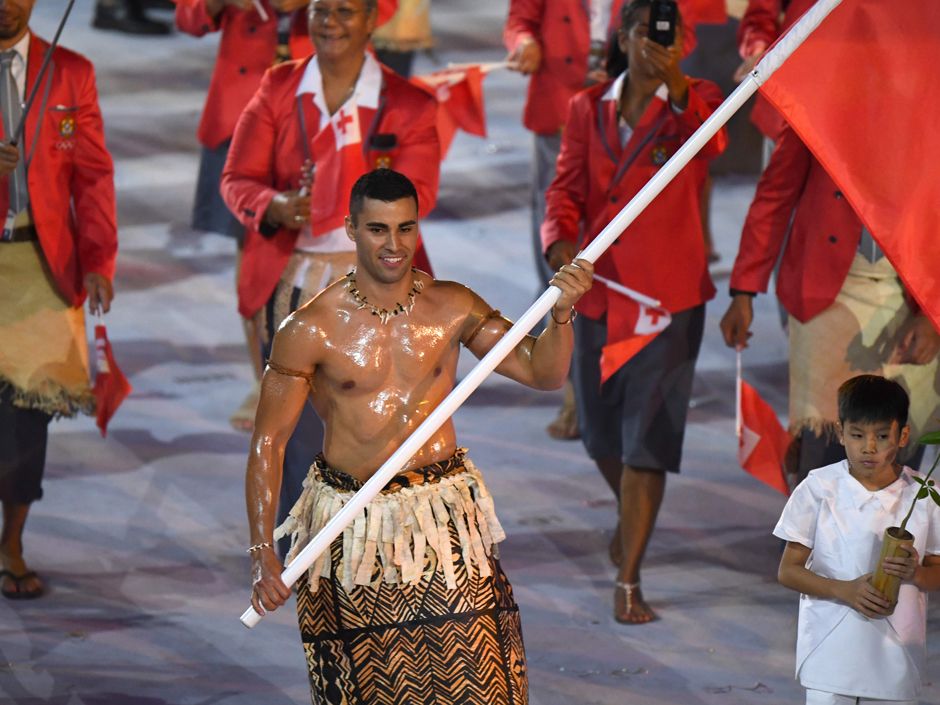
616, 96, 667, 176
22, 33, 48, 165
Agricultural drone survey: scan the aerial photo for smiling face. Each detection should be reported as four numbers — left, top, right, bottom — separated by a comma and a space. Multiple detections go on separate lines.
308, 0, 376, 63
0, 0, 34, 45
345, 196, 419, 285
838, 418, 910, 487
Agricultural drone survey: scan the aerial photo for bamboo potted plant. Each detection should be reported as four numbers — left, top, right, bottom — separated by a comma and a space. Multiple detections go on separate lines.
871, 430, 940, 611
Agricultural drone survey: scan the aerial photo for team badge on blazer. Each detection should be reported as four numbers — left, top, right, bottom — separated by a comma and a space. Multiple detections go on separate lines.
59, 117, 76, 138
651, 144, 669, 166
370, 133, 397, 170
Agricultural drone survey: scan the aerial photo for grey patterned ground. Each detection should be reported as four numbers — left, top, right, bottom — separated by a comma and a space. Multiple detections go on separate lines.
1, 2, 937, 704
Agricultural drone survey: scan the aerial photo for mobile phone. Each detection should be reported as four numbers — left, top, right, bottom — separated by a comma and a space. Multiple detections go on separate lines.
648, 0, 677, 47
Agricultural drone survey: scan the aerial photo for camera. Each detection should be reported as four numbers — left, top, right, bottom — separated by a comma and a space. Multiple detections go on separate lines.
648, 0, 677, 47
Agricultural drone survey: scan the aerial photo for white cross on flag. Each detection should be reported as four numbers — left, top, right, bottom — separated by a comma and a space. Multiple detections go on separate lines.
595, 274, 672, 383
330, 106, 362, 150
310, 102, 368, 235
735, 352, 790, 495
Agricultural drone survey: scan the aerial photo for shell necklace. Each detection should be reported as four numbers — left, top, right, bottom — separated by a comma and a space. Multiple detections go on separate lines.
345, 268, 425, 325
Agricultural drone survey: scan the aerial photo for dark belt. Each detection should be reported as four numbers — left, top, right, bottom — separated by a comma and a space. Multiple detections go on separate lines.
1, 225, 38, 243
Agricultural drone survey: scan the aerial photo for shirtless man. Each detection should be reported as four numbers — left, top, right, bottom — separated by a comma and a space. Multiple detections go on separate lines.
245, 168, 592, 703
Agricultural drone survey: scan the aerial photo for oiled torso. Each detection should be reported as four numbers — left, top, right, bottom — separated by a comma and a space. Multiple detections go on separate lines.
294, 274, 475, 481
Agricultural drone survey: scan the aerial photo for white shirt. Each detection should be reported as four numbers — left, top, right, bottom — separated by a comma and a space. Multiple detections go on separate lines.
773, 461, 940, 699
602, 71, 676, 147
293, 53, 382, 253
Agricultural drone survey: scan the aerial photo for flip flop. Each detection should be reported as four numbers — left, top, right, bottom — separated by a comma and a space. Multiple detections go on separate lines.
0, 569, 44, 600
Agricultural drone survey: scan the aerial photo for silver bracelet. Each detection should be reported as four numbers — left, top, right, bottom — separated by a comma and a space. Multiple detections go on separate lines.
551, 306, 577, 325
246, 541, 273, 554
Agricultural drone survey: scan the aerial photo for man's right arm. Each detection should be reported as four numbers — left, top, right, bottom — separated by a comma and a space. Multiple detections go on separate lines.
220, 70, 307, 235
720, 125, 812, 348
176, 0, 240, 35
504, 0, 544, 74
246, 313, 320, 615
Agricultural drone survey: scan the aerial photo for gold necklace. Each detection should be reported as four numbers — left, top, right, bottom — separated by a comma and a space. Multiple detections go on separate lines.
345, 268, 424, 325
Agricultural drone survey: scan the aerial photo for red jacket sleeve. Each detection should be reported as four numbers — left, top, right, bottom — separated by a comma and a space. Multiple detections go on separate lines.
675, 78, 726, 159
73, 62, 117, 282
730, 125, 811, 294
175, 0, 222, 36
220, 69, 281, 234
503, 0, 543, 52
736, 0, 782, 58
540, 93, 589, 254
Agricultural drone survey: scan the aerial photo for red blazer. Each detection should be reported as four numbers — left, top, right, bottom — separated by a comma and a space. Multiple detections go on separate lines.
541, 77, 726, 318
175, 0, 313, 149
736, 0, 814, 140
503, 0, 592, 136
730, 125, 863, 323
0, 34, 117, 307
221, 57, 440, 318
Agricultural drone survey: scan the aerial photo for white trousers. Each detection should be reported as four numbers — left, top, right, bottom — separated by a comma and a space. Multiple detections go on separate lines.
806, 688, 917, 705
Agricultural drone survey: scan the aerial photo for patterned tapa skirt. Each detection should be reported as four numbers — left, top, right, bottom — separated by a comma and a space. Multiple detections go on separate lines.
275, 449, 528, 705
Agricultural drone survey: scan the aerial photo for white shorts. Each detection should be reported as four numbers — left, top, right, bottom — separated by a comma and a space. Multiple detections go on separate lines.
805, 688, 917, 705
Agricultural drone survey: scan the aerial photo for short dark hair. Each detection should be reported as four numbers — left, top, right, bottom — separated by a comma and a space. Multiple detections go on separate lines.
621, 0, 683, 32
837, 375, 910, 427
348, 169, 419, 222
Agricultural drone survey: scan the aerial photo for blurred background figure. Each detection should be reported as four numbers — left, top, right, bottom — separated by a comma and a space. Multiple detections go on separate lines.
175, 0, 312, 432
542, 0, 726, 624
503, 0, 617, 441
371, 0, 432, 78
93, 0, 173, 35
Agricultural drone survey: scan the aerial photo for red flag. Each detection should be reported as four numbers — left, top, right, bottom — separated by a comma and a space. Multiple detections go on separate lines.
412, 66, 487, 158
758, 0, 940, 330
93, 325, 132, 437
737, 378, 790, 495
596, 276, 671, 384
309, 104, 368, 235
376, 0, 398, 27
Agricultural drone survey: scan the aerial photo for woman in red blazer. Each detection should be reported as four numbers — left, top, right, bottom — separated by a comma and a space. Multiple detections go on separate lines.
541, 0, 726, 625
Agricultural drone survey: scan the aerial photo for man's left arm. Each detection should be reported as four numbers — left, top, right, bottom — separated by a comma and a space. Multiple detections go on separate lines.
464, 259, 594, 390
72, 60, 118, 313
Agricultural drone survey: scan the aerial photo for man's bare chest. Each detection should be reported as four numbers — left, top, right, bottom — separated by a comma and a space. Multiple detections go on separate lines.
316, 319, 462, 395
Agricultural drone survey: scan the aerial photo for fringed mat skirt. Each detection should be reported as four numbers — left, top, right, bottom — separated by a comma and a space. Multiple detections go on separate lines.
276, 449, 528, 705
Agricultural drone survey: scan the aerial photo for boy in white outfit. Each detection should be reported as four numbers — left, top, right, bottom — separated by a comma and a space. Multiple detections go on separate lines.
774, 375, 940, 704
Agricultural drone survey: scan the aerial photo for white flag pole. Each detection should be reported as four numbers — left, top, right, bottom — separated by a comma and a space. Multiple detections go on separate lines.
593, 274, 663, 308
252, 0, 270, 22
240, 0, 844, 628
736, 349, 743, 440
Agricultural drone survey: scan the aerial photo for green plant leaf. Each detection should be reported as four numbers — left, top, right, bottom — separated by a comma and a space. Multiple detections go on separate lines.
918, 487, 930, 500
917, 430, 940, 445
931, 489, 940, 507
914, 476, 926, 486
